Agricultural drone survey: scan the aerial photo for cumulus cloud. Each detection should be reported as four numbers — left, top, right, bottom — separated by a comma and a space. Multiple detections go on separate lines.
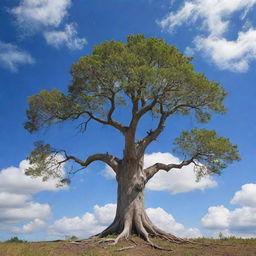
10, 0, 86, 51
158, 0, 256, 72
103, 152, 217, 194
145, 153, 217, 194
0, 42, 34, 72
11, 219, 47, 234
49, 203, 201, 238
49, 204, 116, 238
11, 0, 71, 31
0, 159, 66, 232
44, 23, 87, 50
230, 183, 256, 207
201, 183, 256, 237
146, 207, 202, 238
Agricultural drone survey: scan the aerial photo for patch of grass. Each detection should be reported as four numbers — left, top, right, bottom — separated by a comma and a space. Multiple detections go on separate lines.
80, 250, 106, 256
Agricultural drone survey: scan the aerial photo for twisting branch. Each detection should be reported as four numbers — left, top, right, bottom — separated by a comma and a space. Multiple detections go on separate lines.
144, 156, 198, 182
59, 151, 121, 173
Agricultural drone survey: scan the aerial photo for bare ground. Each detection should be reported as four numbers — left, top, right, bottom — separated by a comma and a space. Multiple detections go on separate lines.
0, 237, 256, 256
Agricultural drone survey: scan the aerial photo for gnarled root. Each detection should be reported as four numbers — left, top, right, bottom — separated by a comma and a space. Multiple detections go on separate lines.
96, 211, 188, 251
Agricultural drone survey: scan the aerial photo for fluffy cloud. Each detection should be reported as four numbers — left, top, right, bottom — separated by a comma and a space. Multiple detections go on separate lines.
11, 219, 47, 234
0, 159, 66, 232
201, 184, 256, 237
159, 0, 256, 72
230, 183, 256, 207
103, 152, 217, 194
194, 30, 256, 72
146, 207, 202, 238
49, 203, 201, 238
10, 0, 86, 51
0, 160, 65, 194
44, 23, 87, 50
145, 153, 217, 194
11, 0, 71, 30
49, 204, 116, 238
0, 42, 34, 72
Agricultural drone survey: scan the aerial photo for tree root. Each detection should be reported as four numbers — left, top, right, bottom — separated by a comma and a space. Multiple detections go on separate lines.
94, 213, 198, 252
114, 245, 136, 251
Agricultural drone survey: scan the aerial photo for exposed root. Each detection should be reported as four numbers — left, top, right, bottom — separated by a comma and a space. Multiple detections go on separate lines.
146, 239, 173, 251
114, 245, 136, 251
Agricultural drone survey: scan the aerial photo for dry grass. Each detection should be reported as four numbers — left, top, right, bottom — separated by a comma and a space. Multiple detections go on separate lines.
0, 237, 256, 256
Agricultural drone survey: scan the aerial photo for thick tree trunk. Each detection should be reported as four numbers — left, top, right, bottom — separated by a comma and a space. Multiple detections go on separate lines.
98, 158, 182, 244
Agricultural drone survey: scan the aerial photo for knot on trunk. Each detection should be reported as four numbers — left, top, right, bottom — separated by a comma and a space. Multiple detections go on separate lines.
134, 173, 146, 192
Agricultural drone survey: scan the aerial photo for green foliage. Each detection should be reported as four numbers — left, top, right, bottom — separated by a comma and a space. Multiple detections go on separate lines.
25, 89, 81, 133
25, 141, 68, 185
5, 237, 26, 243
25, 34, 227, 133
174, 128, 240, 179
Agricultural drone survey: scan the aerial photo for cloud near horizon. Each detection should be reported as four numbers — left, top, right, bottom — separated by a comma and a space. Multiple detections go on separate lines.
201, 183, 256, 237
159, 0, 256, 72
0, 159, 66, 234
49, 203, 202, 238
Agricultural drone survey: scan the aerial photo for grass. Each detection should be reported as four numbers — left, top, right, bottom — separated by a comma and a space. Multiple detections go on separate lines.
0, 237, 255, 256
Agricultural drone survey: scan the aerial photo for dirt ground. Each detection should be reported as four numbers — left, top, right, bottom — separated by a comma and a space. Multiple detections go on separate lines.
0, 237, 256, 256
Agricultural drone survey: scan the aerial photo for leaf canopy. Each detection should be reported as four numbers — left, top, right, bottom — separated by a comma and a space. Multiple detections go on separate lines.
25, 34, 227, 133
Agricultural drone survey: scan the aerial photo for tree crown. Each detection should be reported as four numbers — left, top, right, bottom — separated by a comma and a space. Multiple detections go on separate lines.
24, 34, 239, 183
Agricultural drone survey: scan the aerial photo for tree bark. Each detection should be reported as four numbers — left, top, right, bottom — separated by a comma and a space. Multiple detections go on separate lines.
98, 157, 182, 244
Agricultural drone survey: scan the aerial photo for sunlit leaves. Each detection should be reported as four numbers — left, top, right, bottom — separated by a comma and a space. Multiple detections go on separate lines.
174, 129, 240, 179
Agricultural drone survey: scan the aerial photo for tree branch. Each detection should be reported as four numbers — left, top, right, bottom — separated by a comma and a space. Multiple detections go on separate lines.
144, 157, 197, 182
85, 111, 127, 134
59, 152, 121, 173
137, 108, 168, 154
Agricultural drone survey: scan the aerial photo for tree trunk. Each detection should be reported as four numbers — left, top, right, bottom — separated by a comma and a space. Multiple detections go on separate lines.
98, 157, 181, 244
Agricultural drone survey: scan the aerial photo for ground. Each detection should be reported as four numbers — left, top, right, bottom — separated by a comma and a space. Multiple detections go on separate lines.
0, 237, 256, 256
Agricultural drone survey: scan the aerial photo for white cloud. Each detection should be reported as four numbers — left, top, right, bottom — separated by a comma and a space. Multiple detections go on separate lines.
201, 183, 256, 237
10, 0, 86, 51
194, 30, 256, 72
0, 160, 65, 194
230, 183, 256, 207
11, 219, 47, 234
159, 0, 256, 36
103, 152, 217, 194
0, 42, 34, 72
11, 0, 71, 30
44, 23, 87, 50
159, 0, 256, 72
145, 153, 217, 194
0, 159, 66, 233
201, 205, 230, 229
0, 203, 51, 223
49, 203, 201, 238
146, 207, 202, 238
49, 204, 116, 238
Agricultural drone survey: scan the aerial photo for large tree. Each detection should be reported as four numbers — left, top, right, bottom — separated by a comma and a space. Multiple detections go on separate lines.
25, 34, 240, 248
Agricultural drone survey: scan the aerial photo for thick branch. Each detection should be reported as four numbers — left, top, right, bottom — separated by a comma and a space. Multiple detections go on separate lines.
144, 157, 197, 182
60, 152, 121, 173
138, 109, 168, 154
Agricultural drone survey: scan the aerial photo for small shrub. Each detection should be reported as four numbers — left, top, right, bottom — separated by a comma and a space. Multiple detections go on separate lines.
5, 236, 26, 243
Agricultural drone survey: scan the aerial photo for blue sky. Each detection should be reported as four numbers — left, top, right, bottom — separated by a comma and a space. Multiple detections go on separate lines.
1, 0, 256, 241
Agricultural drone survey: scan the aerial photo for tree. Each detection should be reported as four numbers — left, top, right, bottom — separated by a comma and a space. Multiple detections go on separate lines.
24, 34, 240, 248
